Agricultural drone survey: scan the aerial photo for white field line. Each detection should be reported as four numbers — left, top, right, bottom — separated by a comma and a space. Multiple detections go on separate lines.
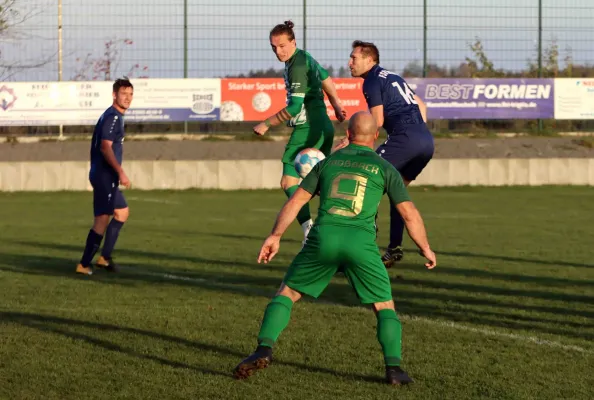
127, 196, 180, 205
401, 315, 593, 355
128, 268, 593, 356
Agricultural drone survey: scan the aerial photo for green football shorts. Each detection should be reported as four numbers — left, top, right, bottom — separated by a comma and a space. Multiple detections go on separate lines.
281, 115, 334, 179
283, 224, 393, 304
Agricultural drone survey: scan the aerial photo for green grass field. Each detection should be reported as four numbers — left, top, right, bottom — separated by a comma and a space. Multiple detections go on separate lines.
1, 186, 593, 400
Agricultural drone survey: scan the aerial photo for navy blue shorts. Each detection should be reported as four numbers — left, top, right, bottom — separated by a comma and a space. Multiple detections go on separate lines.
90, 175, 128, 217
376, 126, 434, 181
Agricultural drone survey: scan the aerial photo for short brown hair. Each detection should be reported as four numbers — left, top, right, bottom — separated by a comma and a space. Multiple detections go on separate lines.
352, 40, 380, 64
270, 20, 295, 41
113, 77, 133, 93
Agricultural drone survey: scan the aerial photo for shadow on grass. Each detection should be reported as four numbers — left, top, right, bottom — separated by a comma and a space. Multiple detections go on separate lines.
393, 263, 594, 288
138, 229, 594, 270
1, 311, 385, 384
5, 238, 593, 303
5, 239, 264, 270
2, 239, 593, 342
198, 231, 594, 270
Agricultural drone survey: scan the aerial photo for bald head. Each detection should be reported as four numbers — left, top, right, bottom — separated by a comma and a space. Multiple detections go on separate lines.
347, 111, 378, 146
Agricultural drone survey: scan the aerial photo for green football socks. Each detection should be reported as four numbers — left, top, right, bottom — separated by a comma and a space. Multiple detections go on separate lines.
376, 309, 402, 366
257, 295, 295, 348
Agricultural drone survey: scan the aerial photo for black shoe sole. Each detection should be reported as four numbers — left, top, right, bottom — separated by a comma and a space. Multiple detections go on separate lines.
387, 378, 413, 386
385, 370, 414, 386
233, 357, 270, 380
96, 264, 120, 273
386, 373, 414, 386
382, 253, 404, 269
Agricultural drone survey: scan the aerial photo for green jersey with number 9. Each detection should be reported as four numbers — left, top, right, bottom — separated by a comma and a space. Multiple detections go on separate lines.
299, 143, 411, 234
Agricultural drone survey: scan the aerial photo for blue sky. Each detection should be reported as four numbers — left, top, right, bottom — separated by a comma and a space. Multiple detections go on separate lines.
2, 0, 593, 82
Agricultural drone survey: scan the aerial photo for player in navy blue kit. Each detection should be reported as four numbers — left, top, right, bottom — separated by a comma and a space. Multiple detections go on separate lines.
76, 78, 133, 275
341, 40, 434, 268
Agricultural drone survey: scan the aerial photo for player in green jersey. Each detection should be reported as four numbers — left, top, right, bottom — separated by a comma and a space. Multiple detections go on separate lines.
253, 20, 347, 244
235, 111, 437, 386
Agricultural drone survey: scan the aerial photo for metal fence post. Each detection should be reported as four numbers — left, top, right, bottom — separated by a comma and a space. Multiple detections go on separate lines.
58, 0, 64, 139
303, 0, 307, 52
537, 0, 543, 132
184, 0, 188, 79
184, 0, 188, 135
423, 0, 427, 77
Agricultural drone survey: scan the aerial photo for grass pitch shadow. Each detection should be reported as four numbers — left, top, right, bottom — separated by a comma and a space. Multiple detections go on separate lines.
2, 239, 593, 342
0, 311, 386, 384
200, 231, 594, 270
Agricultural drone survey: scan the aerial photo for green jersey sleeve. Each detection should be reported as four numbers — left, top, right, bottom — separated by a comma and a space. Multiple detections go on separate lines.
286, 58, 308, 117
299, 162, 322, 195
318, 64, 329, 81
385, 165, 411, 204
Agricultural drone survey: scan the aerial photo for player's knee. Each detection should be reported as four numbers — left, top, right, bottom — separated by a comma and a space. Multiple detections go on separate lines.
114, 207, 129, 222
280, 175, 299, 191
277, 283, 302, 303
92, 215, 111, 235
373, 300, 395, 313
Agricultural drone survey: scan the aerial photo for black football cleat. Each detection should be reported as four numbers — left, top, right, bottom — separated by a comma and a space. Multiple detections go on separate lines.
96, 256, 120, 273
233, 346, 273, 380
381, 246, 404, 269
385, 366, 414, 386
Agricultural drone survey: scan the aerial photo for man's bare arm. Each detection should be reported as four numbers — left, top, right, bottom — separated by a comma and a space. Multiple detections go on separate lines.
264, 107, 294, 127
322, 77, 341, 106
396, 201, 429, 250
396, 200, 436, 268
369, 105, 384, 129
270, 188, 313, 237
322, 77, 346, 122
414, 95, 427, 123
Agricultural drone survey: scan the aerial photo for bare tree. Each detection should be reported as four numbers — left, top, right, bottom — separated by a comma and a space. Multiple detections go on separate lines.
465, 37, 505, 78
0, 0, 55, 81
71, 38, 149, 81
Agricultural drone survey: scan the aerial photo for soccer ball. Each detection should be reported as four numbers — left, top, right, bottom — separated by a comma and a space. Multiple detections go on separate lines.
294, 148, 325, 179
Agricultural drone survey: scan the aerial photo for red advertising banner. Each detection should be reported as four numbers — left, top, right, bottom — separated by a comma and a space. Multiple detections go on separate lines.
220, 78, 285, 121
329, 78, 366, 120
220, 78, 367, 122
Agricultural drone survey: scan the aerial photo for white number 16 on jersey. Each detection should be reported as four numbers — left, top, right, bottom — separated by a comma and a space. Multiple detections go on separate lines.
393, 81, 418, 105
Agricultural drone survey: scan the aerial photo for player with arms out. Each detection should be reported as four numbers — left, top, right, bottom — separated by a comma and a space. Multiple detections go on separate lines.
75, 78, 133, 275
234, 111, 436, 385
341, 40, 434, 268
253, 20, 347, 243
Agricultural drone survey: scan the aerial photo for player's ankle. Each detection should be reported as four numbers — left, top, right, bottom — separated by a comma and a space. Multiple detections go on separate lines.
256, 344, 273, 354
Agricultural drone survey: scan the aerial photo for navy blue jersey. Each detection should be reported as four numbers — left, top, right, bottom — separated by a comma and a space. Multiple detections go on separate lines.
362, 64, 424, 134
90, 106, 125, 180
